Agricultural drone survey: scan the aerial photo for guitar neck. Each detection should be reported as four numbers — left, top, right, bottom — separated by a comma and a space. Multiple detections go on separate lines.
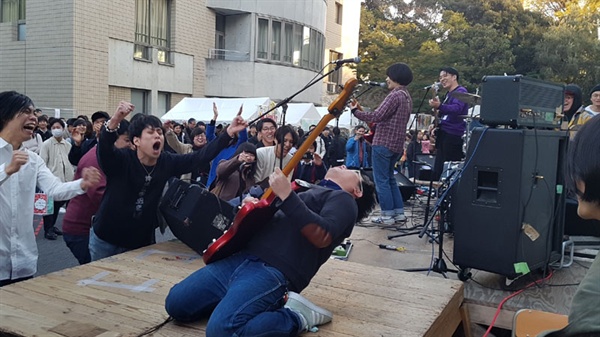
261, 78, 358, 200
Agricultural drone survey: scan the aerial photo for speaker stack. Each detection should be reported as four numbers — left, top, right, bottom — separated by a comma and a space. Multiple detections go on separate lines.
452, 128, 568, 278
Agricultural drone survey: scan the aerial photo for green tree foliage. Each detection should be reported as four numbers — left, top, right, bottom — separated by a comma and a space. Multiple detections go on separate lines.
356, 0, 599, 106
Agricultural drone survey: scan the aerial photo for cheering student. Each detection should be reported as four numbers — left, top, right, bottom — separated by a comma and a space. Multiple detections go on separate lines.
351, 62, 413, 225
0, 91, 101, 287
538, 115, 600, 336
89, 101, 247, 261
165, 166, 377, 336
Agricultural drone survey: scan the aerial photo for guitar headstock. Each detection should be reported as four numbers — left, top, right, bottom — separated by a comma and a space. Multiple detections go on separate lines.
328, 78, 358, 118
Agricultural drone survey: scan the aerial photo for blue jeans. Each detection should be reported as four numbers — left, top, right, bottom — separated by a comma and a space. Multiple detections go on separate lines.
165, 252, 301, 337
89, 228, 130, 261
371, 145, 404, 216
63, 233, 91, 265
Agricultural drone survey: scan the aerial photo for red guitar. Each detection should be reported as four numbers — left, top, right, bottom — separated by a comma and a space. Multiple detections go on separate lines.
203, 78, 358, 264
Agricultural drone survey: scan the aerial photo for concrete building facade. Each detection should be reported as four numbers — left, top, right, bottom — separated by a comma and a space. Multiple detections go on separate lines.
0, 0, 360, 118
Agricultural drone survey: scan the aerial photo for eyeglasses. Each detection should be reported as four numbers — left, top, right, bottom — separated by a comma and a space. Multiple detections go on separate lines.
592, 93, 600, 99
349, 169, 364, 193
261, 126, 276, 132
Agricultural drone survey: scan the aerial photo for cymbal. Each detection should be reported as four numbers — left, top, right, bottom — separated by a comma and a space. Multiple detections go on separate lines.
450, 92, 481, 105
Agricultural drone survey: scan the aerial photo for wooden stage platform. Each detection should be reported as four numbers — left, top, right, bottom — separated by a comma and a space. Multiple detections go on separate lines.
0, 240, 470, 337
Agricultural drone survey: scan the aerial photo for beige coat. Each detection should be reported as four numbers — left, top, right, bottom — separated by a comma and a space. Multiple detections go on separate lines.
39, 137, 74, 183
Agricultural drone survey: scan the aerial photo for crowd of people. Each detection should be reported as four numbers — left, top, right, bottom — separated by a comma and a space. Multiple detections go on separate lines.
1, 72, 599, 335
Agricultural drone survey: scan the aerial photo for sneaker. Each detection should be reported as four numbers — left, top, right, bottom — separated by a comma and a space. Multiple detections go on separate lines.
44, 231, 58, 240
284, 291, 333, 332
394, 214, 407, 223
370, 216, 395, 225
52, 227, 63, 236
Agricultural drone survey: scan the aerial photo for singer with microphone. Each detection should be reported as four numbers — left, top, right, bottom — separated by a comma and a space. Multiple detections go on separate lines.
428, 67, 467, 181
350, 62, 414, 225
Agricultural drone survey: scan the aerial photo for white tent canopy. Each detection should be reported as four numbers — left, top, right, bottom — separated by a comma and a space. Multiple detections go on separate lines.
160, 97, 273, 123
279, 103, 322, 129
315, 107, 362, 129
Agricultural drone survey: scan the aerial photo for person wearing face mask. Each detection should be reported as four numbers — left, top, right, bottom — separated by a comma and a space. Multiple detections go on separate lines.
39, 118, 75, 240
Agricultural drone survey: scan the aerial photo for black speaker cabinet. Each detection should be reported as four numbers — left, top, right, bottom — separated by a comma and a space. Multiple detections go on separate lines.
361, 168, 415, 202
479, 75, 564, 129
452, 128, 568, 278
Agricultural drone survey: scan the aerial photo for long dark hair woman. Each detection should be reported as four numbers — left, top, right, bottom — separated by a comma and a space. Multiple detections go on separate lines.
210, 142, 257, 201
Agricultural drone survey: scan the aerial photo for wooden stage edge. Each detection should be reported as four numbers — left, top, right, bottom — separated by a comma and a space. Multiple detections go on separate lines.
0, 240, 471, 337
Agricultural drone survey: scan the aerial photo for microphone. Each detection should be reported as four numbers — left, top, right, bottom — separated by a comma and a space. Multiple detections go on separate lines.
364, 81, 386, 88
423, 82, 441, 90
330, 56, 361, 65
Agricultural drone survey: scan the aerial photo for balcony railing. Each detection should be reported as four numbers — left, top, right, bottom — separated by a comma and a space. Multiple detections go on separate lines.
208, 49, 250, 61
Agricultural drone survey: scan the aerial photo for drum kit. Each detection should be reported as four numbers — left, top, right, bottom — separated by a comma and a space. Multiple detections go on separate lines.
450, 91, 482, 156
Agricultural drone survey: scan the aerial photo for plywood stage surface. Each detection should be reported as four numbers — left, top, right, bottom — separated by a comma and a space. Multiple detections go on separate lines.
0, 240, 468, 337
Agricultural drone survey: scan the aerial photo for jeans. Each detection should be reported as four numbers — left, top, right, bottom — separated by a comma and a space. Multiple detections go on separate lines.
165, 252, 301, 337
89, 228, 130, 261
63, 233, 91, 265
371, 145, 404, 216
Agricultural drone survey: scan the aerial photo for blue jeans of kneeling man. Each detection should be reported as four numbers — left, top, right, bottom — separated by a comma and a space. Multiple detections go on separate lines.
165, 251, 302, 337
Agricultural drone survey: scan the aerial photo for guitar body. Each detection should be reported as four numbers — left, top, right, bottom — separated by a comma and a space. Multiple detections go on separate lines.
363, 123, 376, 143
203, 78, 358, 264
202, 199, 276, 262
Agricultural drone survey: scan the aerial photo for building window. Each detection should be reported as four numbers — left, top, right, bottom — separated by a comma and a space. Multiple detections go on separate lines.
283, 23, 293, 63
131, 89, 150, 115
335, 2, 343, 25
214, 14, 225, 59
257, 18, 269, 59
158, 92, 171, 116
0, 0, 25, 23
134, 0, 171, 63
256, 17, 324, 71
271, 20, 281, 61
328, 51, 342, 85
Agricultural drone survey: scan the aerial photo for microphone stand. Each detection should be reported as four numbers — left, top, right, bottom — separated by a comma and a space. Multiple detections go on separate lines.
247, 63, 345, 126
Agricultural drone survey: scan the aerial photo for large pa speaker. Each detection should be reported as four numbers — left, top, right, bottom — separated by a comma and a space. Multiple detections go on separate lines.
452, 128, 568, 278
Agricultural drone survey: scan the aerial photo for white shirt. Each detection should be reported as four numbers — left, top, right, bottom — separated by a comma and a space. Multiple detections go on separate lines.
254, 146, 294, 183
0, 138, 85, 281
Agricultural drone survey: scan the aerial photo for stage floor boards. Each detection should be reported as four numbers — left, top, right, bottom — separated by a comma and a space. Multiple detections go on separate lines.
0, 240, 468, 337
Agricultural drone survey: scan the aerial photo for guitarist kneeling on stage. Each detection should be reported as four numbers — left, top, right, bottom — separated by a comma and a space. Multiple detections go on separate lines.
165, 165, 376, 336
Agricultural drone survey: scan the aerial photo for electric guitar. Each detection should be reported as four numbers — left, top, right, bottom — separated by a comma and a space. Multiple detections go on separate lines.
202, 78, 359, 264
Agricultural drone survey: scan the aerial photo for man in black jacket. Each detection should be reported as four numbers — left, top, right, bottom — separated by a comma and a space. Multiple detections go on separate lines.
165, 166, 377, 336
89, 101, 247, 261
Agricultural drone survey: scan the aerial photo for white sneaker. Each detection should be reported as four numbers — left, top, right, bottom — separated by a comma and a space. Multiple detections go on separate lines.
285, 291, 333, 332
394, 214, 407, 222
370, 216, 395, 225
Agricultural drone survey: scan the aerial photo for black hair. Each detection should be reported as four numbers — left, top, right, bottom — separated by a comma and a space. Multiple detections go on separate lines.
355, 124, 366, 131
128, 114, 165, 140
275, 125, 298, 145
190, 128, 205, 138
66, 118, 77, 126
333, 126, 341, 136
567, 115, 600, 204
77, 114, 89, 121
48, 117, 65, 128
386, 63, 413, 86
256, 118, 277, 132
73, 119, 87, 127
37, 115, 49, 123
356, 172, 377, 221
197, 121, 206, 127
233, 142, 257, 158
187, 118, 196, 124
84, 120, 94, 138
117, 119, 130, 136
440, 66, 460, 82
0, 91, 34, 132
